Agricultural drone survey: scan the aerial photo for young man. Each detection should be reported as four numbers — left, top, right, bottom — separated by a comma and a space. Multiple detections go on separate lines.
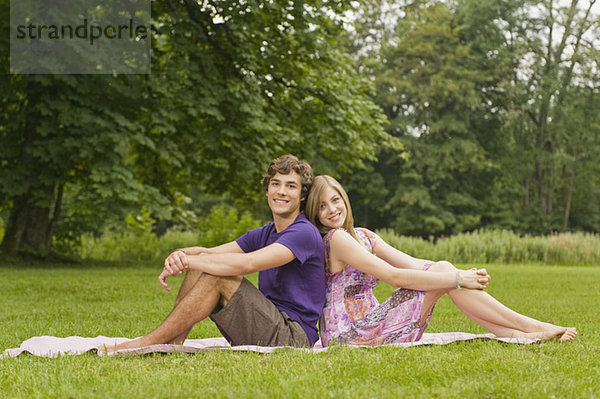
103, 154, 325, 353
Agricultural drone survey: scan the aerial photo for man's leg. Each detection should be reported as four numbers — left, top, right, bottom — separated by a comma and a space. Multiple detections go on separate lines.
104, 273, 242, 352
169, 269, 206, 344
210, 278, 310, 347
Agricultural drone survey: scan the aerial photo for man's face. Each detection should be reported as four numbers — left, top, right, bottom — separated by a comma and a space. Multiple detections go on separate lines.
266, 172, 304, 219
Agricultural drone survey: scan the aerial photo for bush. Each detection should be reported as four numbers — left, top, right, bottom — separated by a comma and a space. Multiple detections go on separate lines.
197, 205, 262, 248
75, 206, 159, 262
77, 205, 262, 262
375, 229, 600, 265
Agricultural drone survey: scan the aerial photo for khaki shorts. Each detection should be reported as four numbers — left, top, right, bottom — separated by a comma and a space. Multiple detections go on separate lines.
210, 278, 309, 347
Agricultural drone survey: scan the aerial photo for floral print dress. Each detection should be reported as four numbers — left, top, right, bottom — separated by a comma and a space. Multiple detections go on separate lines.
319, 228, 433, 346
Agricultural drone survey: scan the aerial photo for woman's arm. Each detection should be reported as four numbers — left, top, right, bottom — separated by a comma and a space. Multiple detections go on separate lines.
370, 232, 431, 270
329, 230, 487, 291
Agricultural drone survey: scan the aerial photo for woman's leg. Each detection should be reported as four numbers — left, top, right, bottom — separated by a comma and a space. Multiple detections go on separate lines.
423, 261, 576, 341
446, 288, 574, 340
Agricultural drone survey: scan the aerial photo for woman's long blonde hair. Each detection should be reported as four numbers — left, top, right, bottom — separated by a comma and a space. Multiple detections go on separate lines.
305, 175, 359, 242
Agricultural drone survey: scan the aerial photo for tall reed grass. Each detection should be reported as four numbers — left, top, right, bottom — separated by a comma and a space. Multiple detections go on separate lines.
74, 226, 600, 265
376, 229, 600, 265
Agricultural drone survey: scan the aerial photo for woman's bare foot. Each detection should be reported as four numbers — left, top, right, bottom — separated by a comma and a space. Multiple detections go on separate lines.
540, 326, 577, 341
559, 327, 577, 341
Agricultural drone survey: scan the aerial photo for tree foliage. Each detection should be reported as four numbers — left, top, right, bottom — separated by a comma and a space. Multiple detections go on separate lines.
2, 0, 598, 257
343, 0, 600, 236
0, 0, 395, 256
345, 1, 506, 236
497, 0, 600, 233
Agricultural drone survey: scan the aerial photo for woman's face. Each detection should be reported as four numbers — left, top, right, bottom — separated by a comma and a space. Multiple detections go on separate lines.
318, 186, 347, 230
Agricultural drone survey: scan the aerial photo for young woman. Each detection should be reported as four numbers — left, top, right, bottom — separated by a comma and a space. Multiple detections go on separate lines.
305, 175, 577, 346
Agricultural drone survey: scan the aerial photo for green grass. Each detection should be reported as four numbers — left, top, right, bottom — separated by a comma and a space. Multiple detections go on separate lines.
1, 261, 599, 398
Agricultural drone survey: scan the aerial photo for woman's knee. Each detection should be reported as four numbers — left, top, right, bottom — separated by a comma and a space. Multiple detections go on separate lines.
429, 260, 457, 272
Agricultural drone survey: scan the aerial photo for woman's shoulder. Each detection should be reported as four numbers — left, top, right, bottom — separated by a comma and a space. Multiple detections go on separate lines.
323, 227, 347, 243
324, 227, 374, 239
355, 227, 374, 236
324, 227, 376, 250
337, 228, 375, 253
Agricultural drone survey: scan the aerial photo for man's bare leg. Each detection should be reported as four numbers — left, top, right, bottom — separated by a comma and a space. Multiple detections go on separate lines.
169, 270, 206, 344
102, 274, 242, 353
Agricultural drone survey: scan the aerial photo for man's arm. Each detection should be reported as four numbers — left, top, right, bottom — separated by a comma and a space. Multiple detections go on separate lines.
159, 240, 245, 291
178, 241, 244, 256
164, 241, 244, 274
189, 243, 295, 275
159, 243, 295, 291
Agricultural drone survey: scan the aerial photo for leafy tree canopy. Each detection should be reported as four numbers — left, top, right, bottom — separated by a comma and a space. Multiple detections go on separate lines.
0, 0, 397, 256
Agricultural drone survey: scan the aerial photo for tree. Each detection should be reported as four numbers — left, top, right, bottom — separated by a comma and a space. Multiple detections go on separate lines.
0, 0, 395, 256
555, 84, 600, 231
498, 0, 600, 232
344, 1, 508, 237
0, 73, 150, 255
343, 0, 600, 235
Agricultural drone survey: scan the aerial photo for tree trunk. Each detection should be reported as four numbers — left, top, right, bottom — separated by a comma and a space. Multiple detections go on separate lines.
562, 161, 577, 231
522, 177, 529, 213
0, 184, 61, 257
0, 77, 64, 257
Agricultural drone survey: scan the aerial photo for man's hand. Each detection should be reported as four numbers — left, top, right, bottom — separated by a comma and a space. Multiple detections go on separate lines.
158, 250, 189, 292
178, 246, 209, 255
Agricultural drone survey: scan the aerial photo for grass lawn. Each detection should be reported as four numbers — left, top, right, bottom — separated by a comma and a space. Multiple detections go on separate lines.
1, 261, 599, 398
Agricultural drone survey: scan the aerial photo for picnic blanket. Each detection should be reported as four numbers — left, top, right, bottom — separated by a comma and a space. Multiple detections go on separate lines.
1, 332, 538, 358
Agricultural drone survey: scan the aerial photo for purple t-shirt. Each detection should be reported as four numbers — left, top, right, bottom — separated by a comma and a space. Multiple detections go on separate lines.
235, 213, 326, 345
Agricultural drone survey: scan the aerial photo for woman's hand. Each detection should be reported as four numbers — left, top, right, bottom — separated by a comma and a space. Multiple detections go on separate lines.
158, 250, 190, 292
457, 268, 490, 290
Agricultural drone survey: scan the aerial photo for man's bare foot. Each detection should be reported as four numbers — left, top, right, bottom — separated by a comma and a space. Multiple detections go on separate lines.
96, 337, 149, 355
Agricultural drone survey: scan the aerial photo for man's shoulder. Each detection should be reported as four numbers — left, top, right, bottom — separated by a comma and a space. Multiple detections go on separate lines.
279, 214, 323, 250
276, 214, 324, 264
285, 214, 321, 235
244, 221, 275, 236
235, 221, 274, 251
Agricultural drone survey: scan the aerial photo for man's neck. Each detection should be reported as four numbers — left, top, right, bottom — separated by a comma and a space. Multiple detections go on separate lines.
273, 211, 301, 233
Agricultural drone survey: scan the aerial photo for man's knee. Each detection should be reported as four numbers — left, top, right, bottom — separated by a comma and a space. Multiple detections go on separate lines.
215, 275, 243, 291
211, 276, 243, 306
205, 274, 243, 303
185, 273, 242, 307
